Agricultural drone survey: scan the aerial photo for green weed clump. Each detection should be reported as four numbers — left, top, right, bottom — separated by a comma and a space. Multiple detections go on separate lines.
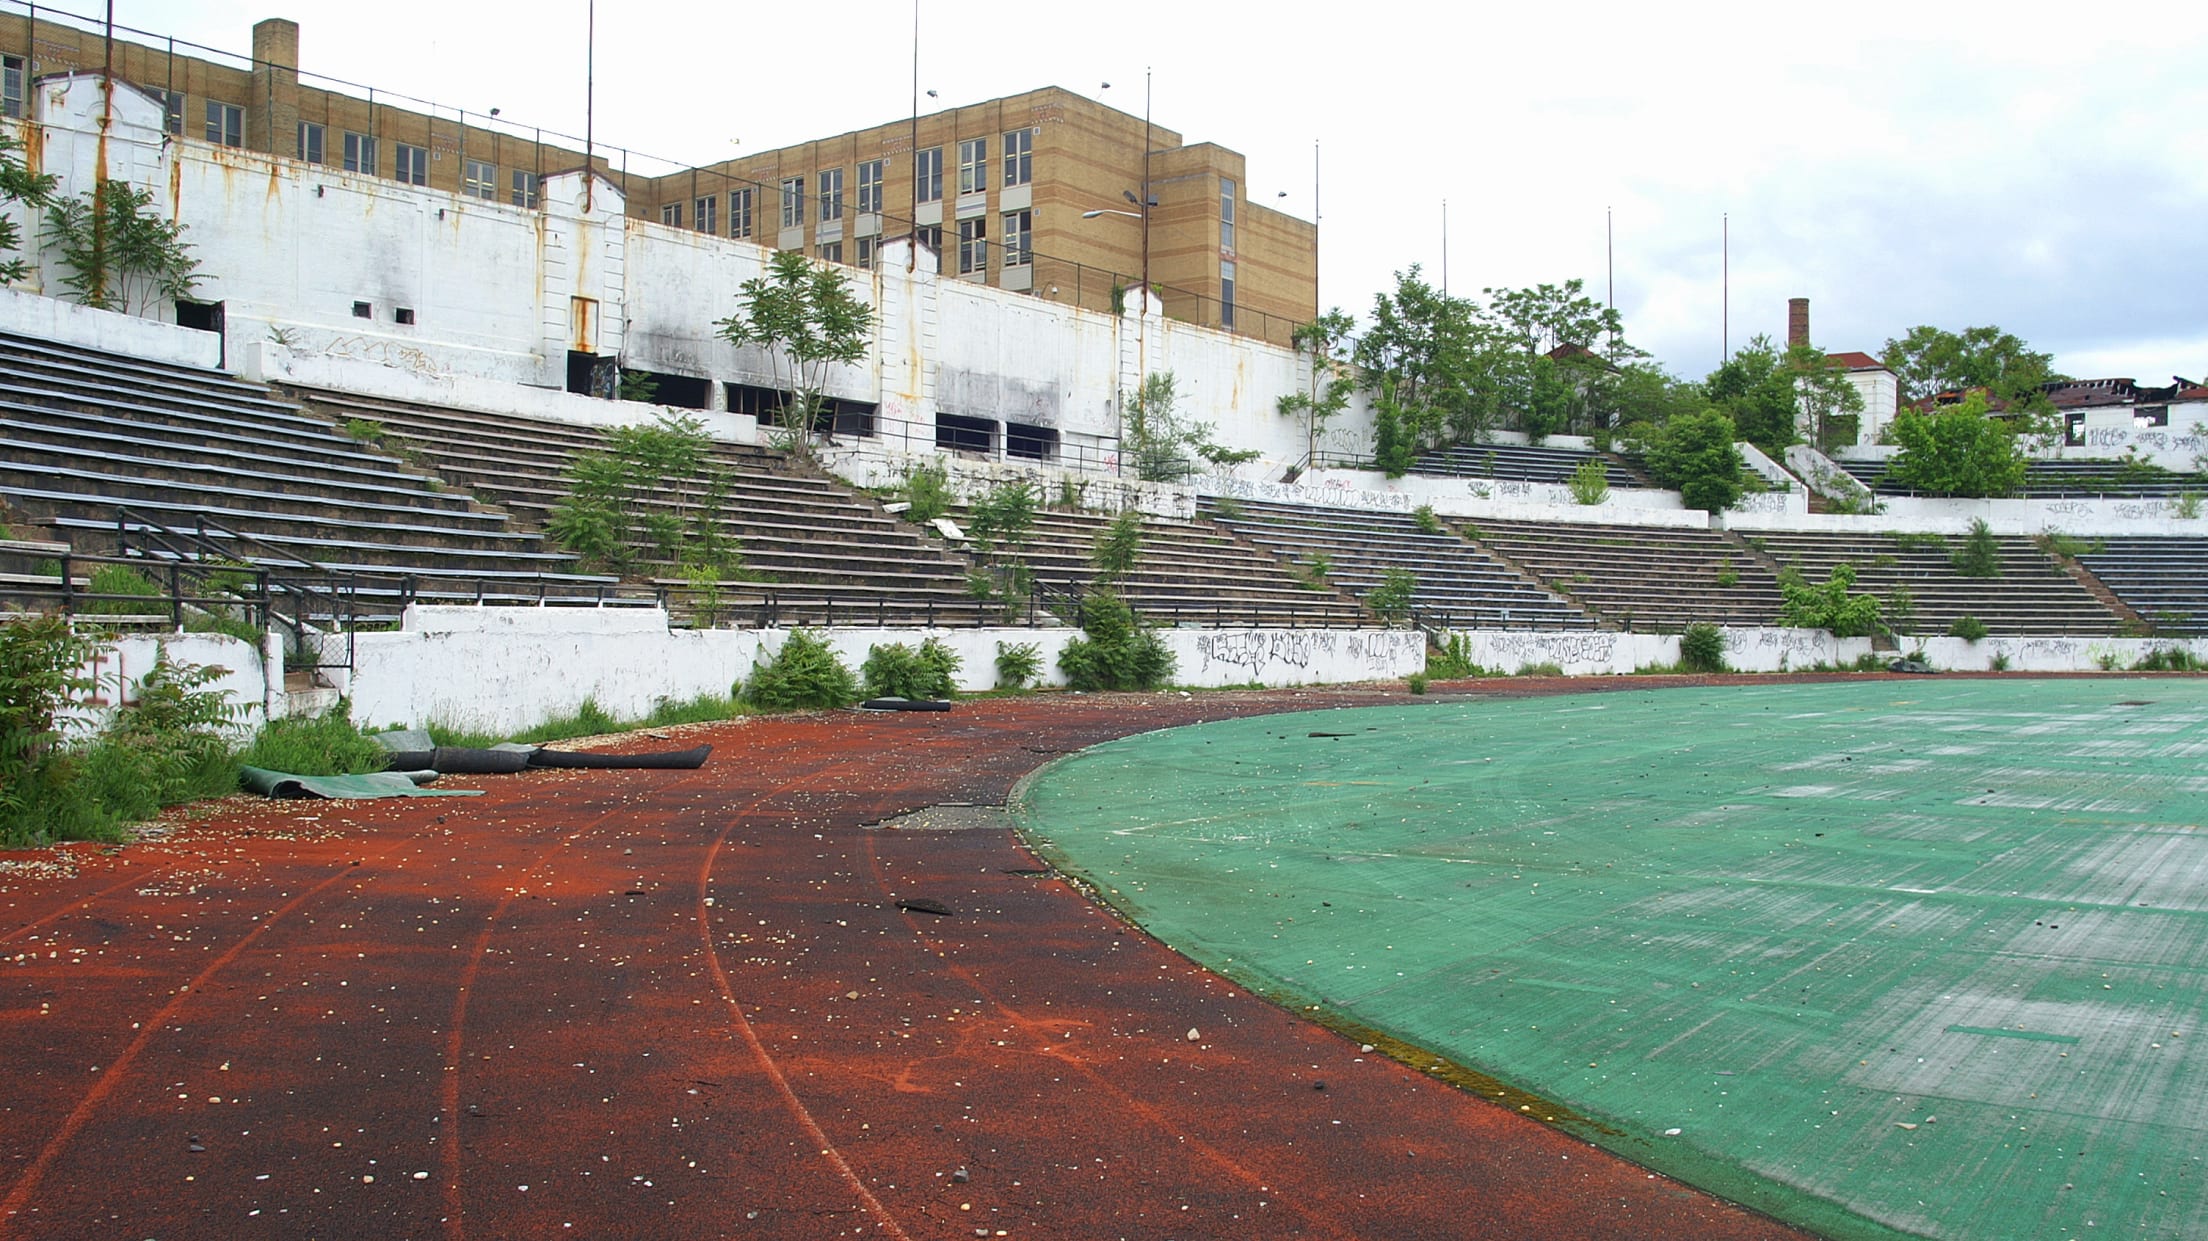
994, 641, 1043, 691
237, 706, 390, 775
741, 631, 859, 710
1678, 623, 1727, 673
862, 638, 962, 700
1058, 592, 1174, 691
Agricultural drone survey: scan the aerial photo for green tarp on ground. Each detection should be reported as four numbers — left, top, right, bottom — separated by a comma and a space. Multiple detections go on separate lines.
1015, 678, 2208, 1241
238, 765, 483, 799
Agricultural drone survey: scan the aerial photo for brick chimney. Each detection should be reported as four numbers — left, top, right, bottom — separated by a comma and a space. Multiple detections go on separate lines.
1787, 297, 1810, 350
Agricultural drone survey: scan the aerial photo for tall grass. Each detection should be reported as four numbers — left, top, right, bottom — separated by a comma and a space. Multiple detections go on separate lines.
426, 693, 748, 749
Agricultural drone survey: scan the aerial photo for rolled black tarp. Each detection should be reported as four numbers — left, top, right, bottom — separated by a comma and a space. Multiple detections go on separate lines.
526, 745, 712, 770
859, 697, 953, 712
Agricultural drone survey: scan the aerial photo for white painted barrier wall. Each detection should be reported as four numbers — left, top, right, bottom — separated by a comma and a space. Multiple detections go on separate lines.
1437, 627, 1871, 677
341, 607, 1425, 732
60, 632, 272, 741
0, 286, 223, 371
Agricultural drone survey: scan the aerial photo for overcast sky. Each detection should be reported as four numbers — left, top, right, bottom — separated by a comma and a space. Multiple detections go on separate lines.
102, 0, 2208, 385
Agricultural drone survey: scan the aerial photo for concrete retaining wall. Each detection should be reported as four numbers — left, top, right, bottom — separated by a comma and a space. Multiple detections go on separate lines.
60, 631, 272, 741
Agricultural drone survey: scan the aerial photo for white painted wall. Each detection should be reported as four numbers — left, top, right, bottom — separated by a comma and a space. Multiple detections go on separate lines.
1844, 368, 1899, 444
60, 631, 271, 741
0, 286, 221, 369
1723, 496, 2208, 537
1436, 626, 1871, 676
1908, 635, 2208, 674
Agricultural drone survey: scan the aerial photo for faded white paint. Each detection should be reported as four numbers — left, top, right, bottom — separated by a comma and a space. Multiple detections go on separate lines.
59, 632, 271, 741
1907, 635, 2208, 674
1436, 626, 1871, 677
0, 286, 221, 369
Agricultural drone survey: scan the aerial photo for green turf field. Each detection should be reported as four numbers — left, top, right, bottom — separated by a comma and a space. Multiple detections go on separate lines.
1015, 679, 2208, 1241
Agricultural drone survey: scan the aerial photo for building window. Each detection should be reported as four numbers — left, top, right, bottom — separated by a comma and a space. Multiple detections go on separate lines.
1002, 128, 1032, 187
694, 194, 717, 234
160, 90, 185, 136
343, 131, 377, 175
730, 187, 755, 239
817, 240, 843, 264
856, 235, 876, 270
0, 55, 22, 120
1220, 177, 1236, 252
1001, 210, 1031, 268
917, 225, 942, 258
957, 217, 987, 275
915, 147, 942, 203
511, 170, 540, 208
818, 168, 843, 223
780, 177, 805, 229
297, 121, 325, 165
205, 101, 244, 148
857, 159, 883, 215
395, 143, 428, 186
1221, 259, 1236, 330
957, 137, 988, 195
660, 202, 684, 228
464, 158, 496, 200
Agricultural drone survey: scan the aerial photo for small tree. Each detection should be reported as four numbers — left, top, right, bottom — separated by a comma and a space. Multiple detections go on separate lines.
716, 249, 875, 457
1091, 509, 1144, 585
1058, 592, 1175, 691
1885, 392, 2026, 498
0, 129, 57, 283
1779, 562, 1883, 637
548, 412, 733, 574
1122, 372, 1253, 481
1636, 409, 1746, 513
42, 179, 200, 314
1567, 458, 1610, 505
1950, 518, 2004, 578
1278, 309, 1357, 464
1365, 568, 1417, 624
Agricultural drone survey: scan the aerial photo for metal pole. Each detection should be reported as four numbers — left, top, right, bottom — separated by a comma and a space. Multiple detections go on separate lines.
583, 0, 595, 211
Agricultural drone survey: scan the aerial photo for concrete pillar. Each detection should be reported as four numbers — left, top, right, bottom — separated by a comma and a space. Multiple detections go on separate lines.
250, 18, 300, 159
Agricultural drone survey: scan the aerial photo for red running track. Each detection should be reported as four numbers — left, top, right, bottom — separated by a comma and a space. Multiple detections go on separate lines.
1, 688, 1816, 1240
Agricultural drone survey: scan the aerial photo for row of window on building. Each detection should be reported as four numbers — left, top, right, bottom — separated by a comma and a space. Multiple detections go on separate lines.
655, 129, 1036, 272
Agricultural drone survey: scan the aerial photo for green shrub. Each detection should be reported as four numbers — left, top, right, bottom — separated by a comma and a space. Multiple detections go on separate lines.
1208, 495, 1244, 521
1091, 510, 1144, 583
901, 461, 953, 524
994, 641, 1043, 690
1948, 615, 1990, 642
2037, 532, 2103, 559
1678, 623, 1727, 673
1989, 652, 2011, 672
968, 480, 1037, 550
1405, 672, 1429, 695
2133, 646, 2206, 672
2173, 492, 2203, 520
1567, 458, 1610, 505
741, 630, 858, 710
342, 417, 386, 443
1058, 592, 1175, 691
1779, 562, 1883, 637
1365, 568, 1417, 623
237, 705, 391, 776
1425, 634, 1494, 679
862, 637, 961, 700
1891, 531, 1948, 552
1057, 477, 1086, 509
1296, 553, 1332, 591
1950, 518, 2003, 578
1516, 661, 1565, 677
88, 563, 171, 617
1411, 504, 1442, 535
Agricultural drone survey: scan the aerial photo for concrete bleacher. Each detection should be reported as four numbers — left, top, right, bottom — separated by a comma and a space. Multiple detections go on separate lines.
291, 388, 1000, 628
960, 505, 1367, 627
1198, 497, 1594, 630
2077, 538, 2208, 635
1467, 518, 1785, 631
1409, 441, 1652, 487
1838, 456, 2208, 499
1744, 529, 2123, 636
0, 333, 625, 619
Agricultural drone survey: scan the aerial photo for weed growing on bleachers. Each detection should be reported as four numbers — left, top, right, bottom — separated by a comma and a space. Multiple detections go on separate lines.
86, 563, 171, 617
1779, 562, 1883, 637
1091, 511, 1144, 584
900, 462, 953, 523
342, 417, 387, 444
1411, 504, 1442, 535
1891, 531, 1947, 552
1950, 519, 2003, 578
1568, 459, 1610, 506
1365, 569, 1417, 623
1296, 554, 1333, 592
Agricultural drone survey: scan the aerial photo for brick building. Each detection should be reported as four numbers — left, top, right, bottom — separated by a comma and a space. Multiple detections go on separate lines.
0, 12, 1316, 343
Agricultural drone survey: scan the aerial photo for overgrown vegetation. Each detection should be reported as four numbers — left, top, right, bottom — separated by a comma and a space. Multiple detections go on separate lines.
965, 480, 1039, 618
900, 461, 954, 524
42, 179, 201, 314
1948, 615, 1990, 642
1632, 409, 1746, 513
343, 417, 388, 444
424, 692, 746, 749
1885, 392, 2027, 498
861, 638, 961, 700
1277, 310, 1357, 464
1567, 458, 1610, 506
1058, 592, 1174, 691
1949, 518, 2004, 578
1678, 622, 1727, 673
1778, 562, 1883, 637
993, 641, 1043, 690
2133, 646, 2205, 673
1410, 504, 1442, 536
236, 706, 392, 776
1123, 372, 1256, 482
715, 249, 875, 459
547, 412, 741, 577
0, 619, 240, 846
739, 630, 859, 710
1295, 553, 1333, 592
1365, 568, 1418, 624
1425, 634, 1493, 679
1091, 510, 1144, 584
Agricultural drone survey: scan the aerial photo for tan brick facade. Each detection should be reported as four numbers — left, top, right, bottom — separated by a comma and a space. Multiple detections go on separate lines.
0, 16, 1315, 342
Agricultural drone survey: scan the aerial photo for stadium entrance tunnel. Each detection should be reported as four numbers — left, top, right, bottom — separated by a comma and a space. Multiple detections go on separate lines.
1013, 677, 2208, 1241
